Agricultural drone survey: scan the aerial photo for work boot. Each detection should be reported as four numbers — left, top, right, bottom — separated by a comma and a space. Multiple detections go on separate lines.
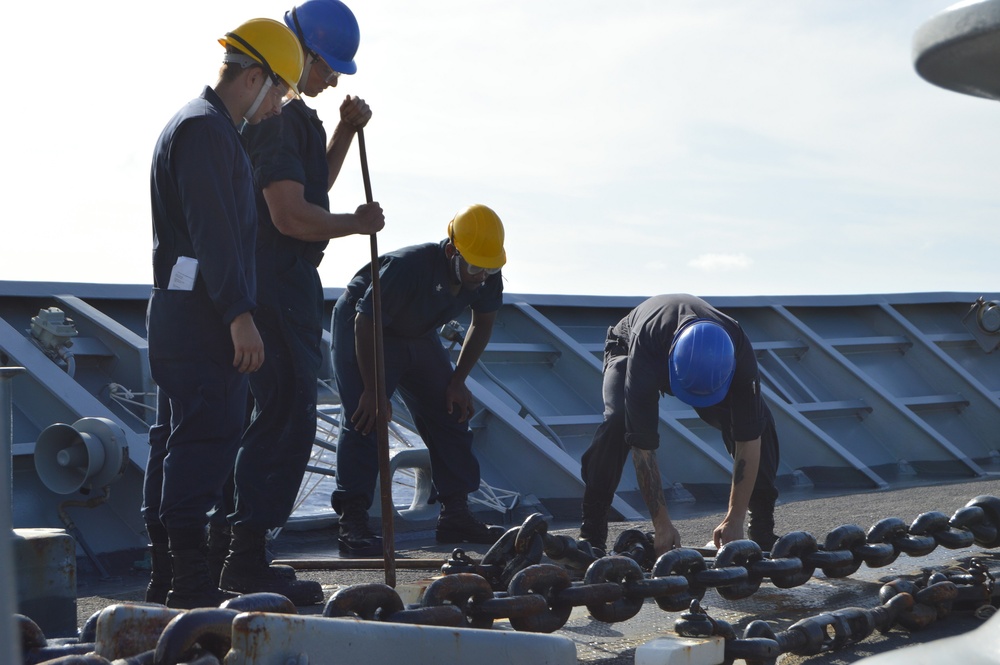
165, 546, 237, 610
435, 495, 503, 545
748, 527, 778, 551
747, 503, 779, 552
144, 542, 171, 605
208, 523, 294, 585
337, 500, 383, 557
206, 523, 230, 585
579, 502, 610, 553
219, 527, 324, 606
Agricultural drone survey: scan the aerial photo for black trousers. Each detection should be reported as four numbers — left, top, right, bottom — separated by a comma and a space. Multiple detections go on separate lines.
230, 257, 325, 532
329, 295, 481, 513
143, 289, 249, 535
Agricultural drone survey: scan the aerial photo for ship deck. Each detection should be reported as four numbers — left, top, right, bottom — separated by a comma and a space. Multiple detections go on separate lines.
73, 477, 1000, 665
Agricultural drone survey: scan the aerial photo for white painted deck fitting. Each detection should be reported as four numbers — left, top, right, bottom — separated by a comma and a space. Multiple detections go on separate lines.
225, 612, 577, 665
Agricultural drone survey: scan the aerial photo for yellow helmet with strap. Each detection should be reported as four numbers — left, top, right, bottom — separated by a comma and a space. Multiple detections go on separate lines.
447, 204, 506, 270
220, 18, 304, 95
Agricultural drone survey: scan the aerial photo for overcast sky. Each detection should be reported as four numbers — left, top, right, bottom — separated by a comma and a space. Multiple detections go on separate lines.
1, 0, 996, 298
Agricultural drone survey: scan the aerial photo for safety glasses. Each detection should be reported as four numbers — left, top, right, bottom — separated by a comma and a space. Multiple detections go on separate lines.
270, 76, 290, 98
310, 52, 341, 84
460, 255, 501, 275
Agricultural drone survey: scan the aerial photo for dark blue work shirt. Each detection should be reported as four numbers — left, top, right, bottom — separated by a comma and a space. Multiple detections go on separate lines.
345, 240, 503, 339
615, 294, 766, 449
149, 86, 256, 325
242, 98, 329, 268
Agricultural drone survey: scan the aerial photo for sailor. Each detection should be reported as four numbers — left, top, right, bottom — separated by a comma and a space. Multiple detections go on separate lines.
579, 294, 781, 556
331, 204, 507, 554
214, 0, 384, 605
143, 18, 303, 609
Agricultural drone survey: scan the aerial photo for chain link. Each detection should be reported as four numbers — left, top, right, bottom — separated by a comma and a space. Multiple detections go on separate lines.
326, 494, 1000, 634
675, 561, 996, 664
23, 496, 999, 665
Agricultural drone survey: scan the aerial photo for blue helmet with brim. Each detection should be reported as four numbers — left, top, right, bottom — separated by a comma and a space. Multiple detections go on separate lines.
668, 319, 736, 408
286, 0, 360, 75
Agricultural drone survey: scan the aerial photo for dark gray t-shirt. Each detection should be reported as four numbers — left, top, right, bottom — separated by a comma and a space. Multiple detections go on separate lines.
614, 294, 766, 449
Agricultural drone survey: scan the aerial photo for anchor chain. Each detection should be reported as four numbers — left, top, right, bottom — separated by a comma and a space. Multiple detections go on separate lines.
17, 496, 1000, 665
444, 494, 1000, 607
324, 495, 1000, 634
675, 560, 997, 665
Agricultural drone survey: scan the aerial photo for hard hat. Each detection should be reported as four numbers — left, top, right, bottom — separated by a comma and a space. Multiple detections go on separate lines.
668, 319, 736, 407
447, 204, 507, 270
220, 18, 305, 95
285, 0, 360, 75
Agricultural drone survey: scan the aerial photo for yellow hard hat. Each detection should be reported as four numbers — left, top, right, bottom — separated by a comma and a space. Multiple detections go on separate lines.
220, 18, 304, 96
447, 204, 506, 270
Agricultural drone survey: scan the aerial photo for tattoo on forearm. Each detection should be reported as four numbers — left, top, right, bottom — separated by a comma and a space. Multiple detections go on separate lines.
733, 458, 746, 485
633, 450, 665, 520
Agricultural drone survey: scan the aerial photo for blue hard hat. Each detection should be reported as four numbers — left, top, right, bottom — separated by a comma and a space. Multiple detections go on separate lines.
668, 319, 736, 407
285, 0, 360, 75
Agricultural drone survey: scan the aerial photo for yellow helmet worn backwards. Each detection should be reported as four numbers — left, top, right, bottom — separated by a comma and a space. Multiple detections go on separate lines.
447, 204, 507, 270
219, 18, 304, 96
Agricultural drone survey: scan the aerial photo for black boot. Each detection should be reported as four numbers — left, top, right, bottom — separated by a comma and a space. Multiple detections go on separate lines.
338, 499, 383, 557
206, 524, 229, 586
165, 528, 237, 610
435, 495, 503, 545
579, 502, 610, 553
747, 499, 779, 552
208, 523, 294, 585
220, 527, 324, 606
144, 542, 171, 605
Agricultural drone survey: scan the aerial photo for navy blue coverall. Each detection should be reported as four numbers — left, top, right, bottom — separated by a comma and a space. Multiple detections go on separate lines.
143, 86, 258, 547
227, 98, 330, 532
331, 240, 503, 513
581, 294, 780, 519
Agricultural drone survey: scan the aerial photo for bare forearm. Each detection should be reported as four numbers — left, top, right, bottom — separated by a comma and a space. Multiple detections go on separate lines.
263, 184, 363, 241
727, 439, 761, 521
632, 448, 671, 527
354, 313, 377, 390
292, 210, 363, 241
453, 325, 489, 380
453, 312, 495, 382
326, 122, 356, 188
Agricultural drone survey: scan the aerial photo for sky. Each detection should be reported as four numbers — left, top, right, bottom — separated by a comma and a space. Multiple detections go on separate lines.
1, 0, 997, 298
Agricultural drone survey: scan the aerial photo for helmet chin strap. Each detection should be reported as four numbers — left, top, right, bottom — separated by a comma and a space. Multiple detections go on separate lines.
298, 58, 314, 91
243, 77, 274, 124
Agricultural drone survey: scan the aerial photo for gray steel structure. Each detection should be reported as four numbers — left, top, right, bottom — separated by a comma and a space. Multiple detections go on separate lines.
2, 280, 998, 557
914, 0, 1000, 100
